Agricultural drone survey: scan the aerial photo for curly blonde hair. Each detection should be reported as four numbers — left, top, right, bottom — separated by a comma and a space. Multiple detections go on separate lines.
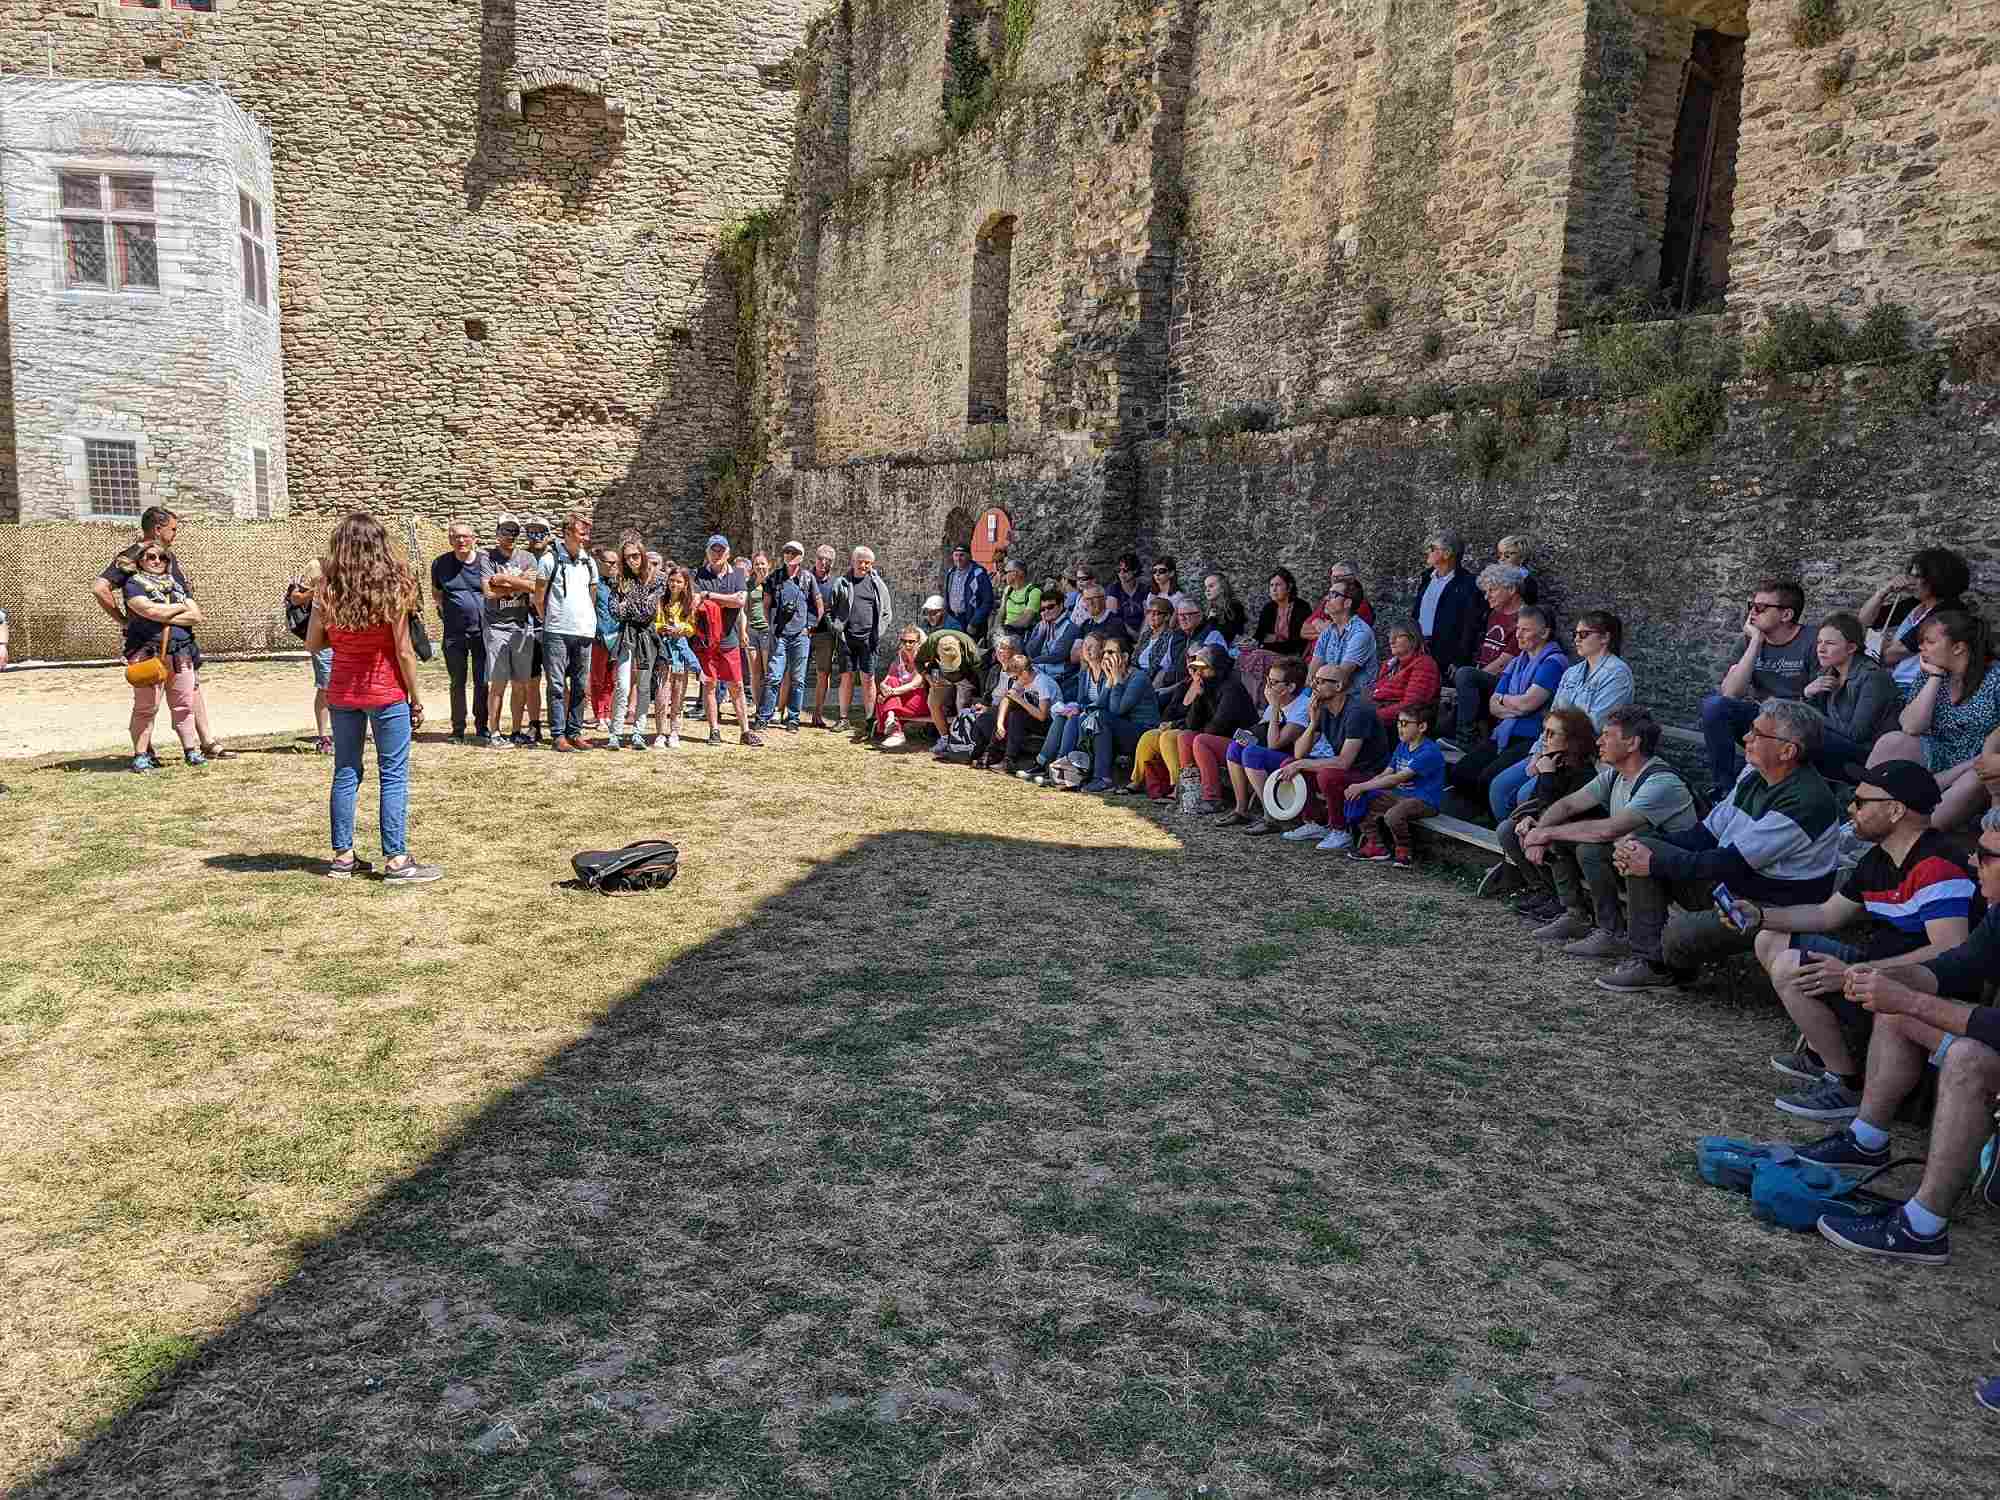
324, 512, 417, 633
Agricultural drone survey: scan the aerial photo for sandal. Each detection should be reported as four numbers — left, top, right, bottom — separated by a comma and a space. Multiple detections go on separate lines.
199, 743, 235, 761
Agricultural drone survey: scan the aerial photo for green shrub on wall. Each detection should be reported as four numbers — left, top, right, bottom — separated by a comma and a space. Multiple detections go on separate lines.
1791, 0, 1845, 49
1645, 378, 1727, 456
942, 0, 1039, 137
1747, 301, 1911, 377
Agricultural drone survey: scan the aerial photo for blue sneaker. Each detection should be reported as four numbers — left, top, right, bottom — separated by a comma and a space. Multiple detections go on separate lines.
1775, 1074, 1862, 1122
1979, 1374, 2000, 1414
1977, 1134, 1999, 1210
131, 753, 157, 774
1793, 1127, 1890, 1173
1081, 778, 1115, 793
1818, 1205, 1950, 1265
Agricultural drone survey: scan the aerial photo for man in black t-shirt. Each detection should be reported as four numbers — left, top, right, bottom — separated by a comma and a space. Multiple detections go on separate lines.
430, 522, 489, 740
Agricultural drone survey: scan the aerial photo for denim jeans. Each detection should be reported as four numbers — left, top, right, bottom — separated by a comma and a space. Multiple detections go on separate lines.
443, 632, 488, 736
330, 700, 412, 858
1488, 758, 1537, 820
1041, 711, 1087, 766
1699, 692, 1759, 793
1092, 717, 1147, 782
760, 631, 809, 723
1451, 667, 1499, 740
544, 632, 593, 739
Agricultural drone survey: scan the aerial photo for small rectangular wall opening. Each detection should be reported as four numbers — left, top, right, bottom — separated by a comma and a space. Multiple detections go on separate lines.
967, 215, 1014, 427
1658, 29, 1742, 313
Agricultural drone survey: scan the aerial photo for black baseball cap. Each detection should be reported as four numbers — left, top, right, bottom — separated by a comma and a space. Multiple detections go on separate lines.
1846, 759, 1941, 814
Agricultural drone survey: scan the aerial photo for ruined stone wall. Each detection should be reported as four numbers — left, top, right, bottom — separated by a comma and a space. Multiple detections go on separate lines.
0, 79, 286, 522
0, 0, 804, 542
806, 0, 1194, 463
1729, 0, 2000, 337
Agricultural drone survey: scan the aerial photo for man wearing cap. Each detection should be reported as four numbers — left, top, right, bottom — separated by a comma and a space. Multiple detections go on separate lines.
830, 545, 894, 732
430, 521, 488, 744
757, 540, 821, 731
915, 626, 984, 740
920, 594, 950, 634
940, 542, 993, 636
536, 511, 600, 752
480, 514, 539, 747
807, 544, 844, 728
1781, 807, 2000, 1267
694, 535, 762, 747
1723, 760, 1975, 1121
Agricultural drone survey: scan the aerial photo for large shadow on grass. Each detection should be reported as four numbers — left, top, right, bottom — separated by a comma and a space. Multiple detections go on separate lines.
12, 831, 1981, 1498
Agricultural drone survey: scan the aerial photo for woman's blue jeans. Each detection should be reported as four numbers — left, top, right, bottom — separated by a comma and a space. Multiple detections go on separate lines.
1489, 756, 1538, 821
331, 700, 411, 858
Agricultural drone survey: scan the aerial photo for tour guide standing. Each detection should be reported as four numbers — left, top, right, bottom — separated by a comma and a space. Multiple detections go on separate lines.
537, 512, 600, 752
430, 521, 488, 742
305, 512, 443, 884
694, 534, 763, 747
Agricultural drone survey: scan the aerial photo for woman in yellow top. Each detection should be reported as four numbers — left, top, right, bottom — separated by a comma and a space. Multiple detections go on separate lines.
650, 565, 701, 749
996, 558, 1042, 639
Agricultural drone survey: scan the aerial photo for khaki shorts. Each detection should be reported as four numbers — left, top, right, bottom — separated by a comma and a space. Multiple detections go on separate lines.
808, 631, 837, 677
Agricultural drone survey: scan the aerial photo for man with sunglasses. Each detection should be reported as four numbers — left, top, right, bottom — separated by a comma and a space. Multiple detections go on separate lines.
1742, 806, 2000, 1269
1025, 592, 1082, 697
480, 514, 539, 746
1701, 577, 1812, 799
1603, 698, 1841, 992
1722, 761, 1974, 1121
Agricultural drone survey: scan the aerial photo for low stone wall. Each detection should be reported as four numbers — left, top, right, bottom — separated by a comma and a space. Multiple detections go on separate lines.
754, 364, 1999, 729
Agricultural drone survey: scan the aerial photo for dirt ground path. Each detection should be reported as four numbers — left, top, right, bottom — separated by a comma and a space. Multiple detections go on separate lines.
0, 657, 410, 759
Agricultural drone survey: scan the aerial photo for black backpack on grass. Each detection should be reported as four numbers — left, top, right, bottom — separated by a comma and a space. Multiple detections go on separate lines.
571, 840, 681, 894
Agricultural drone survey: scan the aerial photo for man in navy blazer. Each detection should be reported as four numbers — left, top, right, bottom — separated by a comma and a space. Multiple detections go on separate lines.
940, 543, 995, 636
1414, 530, 1486, 679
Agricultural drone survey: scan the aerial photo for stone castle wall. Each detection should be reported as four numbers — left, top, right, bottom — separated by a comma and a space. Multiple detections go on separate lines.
0, 0, 805, 553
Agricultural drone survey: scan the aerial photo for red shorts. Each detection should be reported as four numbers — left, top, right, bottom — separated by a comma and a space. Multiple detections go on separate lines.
697, 643, 743, 684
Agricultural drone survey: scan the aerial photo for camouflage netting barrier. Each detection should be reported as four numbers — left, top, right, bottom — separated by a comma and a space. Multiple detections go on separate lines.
0, 518, 450, 662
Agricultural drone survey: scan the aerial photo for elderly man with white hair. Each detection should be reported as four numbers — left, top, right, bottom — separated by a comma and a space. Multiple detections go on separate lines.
828, 545, 894, 731
1601, 698, 1842, 993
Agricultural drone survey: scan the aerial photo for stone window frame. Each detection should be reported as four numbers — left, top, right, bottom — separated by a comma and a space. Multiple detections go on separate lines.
79, 433, 146, 520
57, 168, 162, 297
237, 188, 272, 313
251, 444, 272, 519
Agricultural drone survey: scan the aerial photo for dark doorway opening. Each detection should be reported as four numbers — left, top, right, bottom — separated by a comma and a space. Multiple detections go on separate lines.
1659, 30, 1743, 312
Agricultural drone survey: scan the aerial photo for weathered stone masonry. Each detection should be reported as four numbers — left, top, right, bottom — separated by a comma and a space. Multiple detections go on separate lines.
0, 0, 806, 555
737, 0, 2000, 708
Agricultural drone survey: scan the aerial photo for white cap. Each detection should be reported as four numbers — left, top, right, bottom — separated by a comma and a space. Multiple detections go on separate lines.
923, 594, 946, 612
782, 539, 804, 556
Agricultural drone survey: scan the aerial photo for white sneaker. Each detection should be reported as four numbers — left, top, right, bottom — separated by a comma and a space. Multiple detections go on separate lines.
882, 731, 906, 749
667, 731, 681, 749
652, 734, 669, 750
1281, 821, 1329, 842
1315, 829, 1354, 851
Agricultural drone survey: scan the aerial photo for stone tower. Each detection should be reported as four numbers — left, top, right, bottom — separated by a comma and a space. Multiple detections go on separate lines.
0, 0, 807, 550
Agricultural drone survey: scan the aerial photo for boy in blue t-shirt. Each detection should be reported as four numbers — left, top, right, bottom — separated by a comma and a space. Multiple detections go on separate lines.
1344, 704, 1447, 867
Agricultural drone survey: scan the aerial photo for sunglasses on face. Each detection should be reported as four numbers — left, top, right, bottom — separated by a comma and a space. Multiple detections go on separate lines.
140, 552, 167, 562
1573, 627, 1599, 639
1746, 601, 1779, 614
1975, 845, 2000, 866
526, 529, 550, 539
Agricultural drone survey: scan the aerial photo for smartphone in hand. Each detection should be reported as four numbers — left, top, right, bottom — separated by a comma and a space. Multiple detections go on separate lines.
1712, 882, 1746, 931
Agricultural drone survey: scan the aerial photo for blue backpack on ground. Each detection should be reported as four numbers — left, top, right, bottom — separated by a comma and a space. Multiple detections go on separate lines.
1696, 1136, 1797, 1194
1750, 1156, 1915, 1231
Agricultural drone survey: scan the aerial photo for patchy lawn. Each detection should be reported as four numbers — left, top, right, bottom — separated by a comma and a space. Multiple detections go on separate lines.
1, 682, 1994, 1497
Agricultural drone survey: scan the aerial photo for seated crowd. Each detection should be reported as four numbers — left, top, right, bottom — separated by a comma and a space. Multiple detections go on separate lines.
873, 535, 2000, 1293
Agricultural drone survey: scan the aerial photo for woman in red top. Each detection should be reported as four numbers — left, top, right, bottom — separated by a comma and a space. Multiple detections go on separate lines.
305, 513, 442, 883
1372, 618, 1442, 725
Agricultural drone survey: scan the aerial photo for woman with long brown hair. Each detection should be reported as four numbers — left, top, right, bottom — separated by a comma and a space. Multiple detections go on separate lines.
304, 512, 442, 882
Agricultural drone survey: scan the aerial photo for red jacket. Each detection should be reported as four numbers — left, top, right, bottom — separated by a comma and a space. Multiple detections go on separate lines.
1372, 650, 1440, 723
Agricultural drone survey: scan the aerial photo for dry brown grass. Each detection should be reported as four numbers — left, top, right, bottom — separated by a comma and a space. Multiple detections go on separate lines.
1, 668, 1995, 1497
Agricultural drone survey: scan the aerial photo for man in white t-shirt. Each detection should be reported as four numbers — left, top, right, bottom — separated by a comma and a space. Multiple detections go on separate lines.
536, 511, 600, 752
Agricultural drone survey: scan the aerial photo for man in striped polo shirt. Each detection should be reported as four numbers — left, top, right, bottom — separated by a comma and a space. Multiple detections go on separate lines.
1723, 760, 1976, 1119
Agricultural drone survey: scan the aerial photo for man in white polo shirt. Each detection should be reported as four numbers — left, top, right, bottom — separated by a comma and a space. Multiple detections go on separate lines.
537, 511, 600, 752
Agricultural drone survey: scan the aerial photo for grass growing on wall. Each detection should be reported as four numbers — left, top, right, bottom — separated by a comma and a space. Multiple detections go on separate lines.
1791, 0, 1845, 48
943, 0, 1040, 136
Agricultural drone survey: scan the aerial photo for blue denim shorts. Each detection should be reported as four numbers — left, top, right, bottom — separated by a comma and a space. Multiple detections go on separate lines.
310, 647, 334, 688
658, 636, 701, 676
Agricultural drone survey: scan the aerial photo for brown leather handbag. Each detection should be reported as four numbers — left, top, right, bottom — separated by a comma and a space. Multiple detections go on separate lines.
125, 625, 173, 688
